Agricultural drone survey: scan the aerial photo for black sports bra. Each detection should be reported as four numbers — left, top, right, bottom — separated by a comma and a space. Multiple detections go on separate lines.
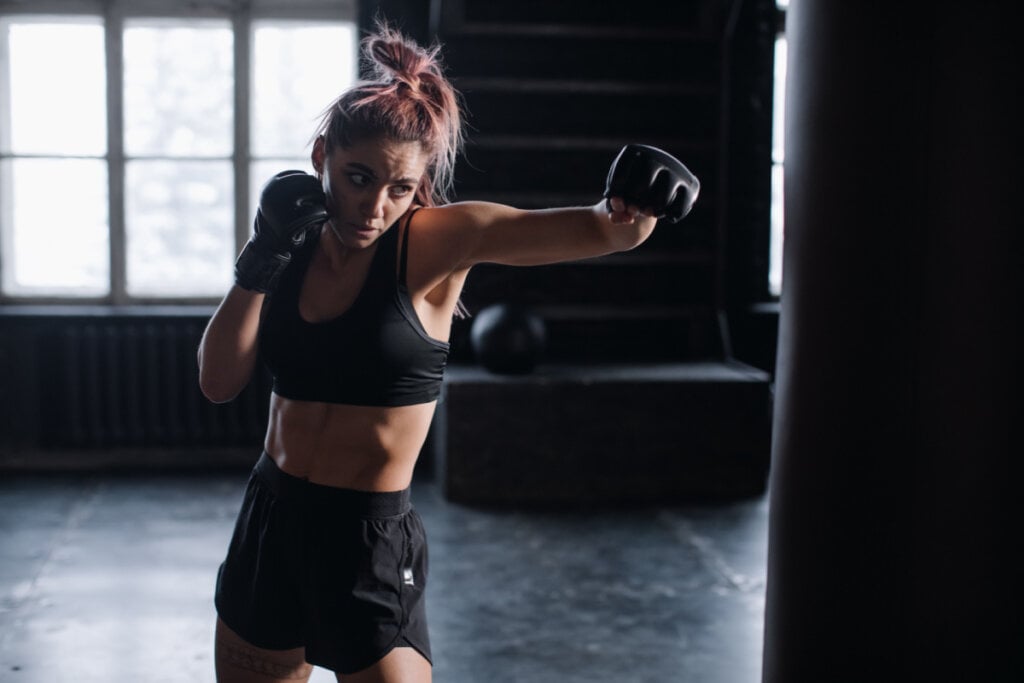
259, 210, 449, 407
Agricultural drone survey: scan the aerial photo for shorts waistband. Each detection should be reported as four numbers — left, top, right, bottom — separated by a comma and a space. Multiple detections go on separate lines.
254, 452, 412, 518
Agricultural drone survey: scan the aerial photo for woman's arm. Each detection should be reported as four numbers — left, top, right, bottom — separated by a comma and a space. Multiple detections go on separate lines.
197, 286, 265, 403
416, 144, 698, 272
198, 170, 327, 403
433, 199, 658, 269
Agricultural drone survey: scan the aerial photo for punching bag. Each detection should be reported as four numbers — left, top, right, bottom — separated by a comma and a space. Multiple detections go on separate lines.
763, 2, 1022, 681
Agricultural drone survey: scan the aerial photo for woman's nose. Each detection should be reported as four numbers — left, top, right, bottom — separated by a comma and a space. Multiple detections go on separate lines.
361, 191, 386, 219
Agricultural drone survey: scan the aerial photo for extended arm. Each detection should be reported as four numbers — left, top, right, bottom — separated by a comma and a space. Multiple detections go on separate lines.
418, 144, 699, 271
441, 200, 658, 268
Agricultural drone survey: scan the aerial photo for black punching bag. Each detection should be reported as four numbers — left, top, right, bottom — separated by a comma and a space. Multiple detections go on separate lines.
764, 2, 1022, 682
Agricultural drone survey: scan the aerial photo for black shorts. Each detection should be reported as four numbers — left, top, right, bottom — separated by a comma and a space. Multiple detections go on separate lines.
214, 453, 431, 674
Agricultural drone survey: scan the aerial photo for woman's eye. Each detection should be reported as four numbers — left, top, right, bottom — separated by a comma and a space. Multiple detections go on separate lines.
391, 185, 413, 198
347, 173, 369, 187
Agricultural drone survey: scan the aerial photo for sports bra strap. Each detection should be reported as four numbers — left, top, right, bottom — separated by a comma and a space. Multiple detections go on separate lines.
398, 207, 422, 287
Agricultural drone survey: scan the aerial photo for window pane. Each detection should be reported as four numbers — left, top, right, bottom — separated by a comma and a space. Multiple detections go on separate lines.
125, 160, 232, 297
769, 163, 784, 297
770, 34, 787, 296
5, 20, 106, 156
2, 159, 109, 295
124, 21, 233, 157
772, 36, 787, 164
252, 22, 357, 158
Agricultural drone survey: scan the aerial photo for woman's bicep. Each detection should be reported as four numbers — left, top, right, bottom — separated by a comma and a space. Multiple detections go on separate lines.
433, 201, 630, 269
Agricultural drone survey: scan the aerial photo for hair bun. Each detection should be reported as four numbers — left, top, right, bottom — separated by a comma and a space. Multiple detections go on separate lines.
316, 21, 463, 205
365, 24, 435, 92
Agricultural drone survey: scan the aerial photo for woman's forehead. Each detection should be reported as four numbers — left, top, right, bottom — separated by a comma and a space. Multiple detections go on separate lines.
334, 138, 430, 181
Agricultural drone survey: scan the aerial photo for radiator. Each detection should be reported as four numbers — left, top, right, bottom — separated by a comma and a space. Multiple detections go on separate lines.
42, 319, 270, 449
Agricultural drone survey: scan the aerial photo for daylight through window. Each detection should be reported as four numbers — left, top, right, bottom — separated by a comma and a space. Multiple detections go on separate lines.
0, 7, 356, 302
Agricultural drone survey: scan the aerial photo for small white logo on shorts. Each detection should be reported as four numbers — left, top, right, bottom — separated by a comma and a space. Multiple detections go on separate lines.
403, 567, 415, 587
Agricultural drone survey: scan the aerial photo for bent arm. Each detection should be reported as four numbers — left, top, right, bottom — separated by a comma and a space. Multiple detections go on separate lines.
431, 199, 658, 270
197, 286, 265, 403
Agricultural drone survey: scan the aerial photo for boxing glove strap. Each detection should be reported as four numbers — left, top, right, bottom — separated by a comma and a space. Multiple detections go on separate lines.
234, 240, 291, 294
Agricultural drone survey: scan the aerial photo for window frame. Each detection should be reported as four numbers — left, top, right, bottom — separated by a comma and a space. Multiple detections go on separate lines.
768, 0, 786, 299
0, 0, 355, 306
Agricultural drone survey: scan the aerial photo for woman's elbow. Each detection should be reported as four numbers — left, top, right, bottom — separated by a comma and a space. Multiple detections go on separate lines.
197, 359, 247, 404
199, 373, 241, 404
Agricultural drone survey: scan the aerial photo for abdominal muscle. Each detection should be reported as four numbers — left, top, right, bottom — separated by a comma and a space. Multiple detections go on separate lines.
263, 392, 437, 492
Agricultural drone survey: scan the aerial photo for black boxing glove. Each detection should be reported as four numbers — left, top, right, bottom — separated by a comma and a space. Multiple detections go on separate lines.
603, 144, 700, 223
234, 170, 328, 293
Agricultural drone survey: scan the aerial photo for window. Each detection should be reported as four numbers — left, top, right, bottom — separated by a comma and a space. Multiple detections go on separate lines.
250, 21, 357, 225
769, 0, 787, 297
0, 2, 356, 303
1, 17, 109, 297
123, 19, 235, 298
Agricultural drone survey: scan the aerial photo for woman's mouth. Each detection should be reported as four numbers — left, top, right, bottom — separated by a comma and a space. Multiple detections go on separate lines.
350, 223, 378, 237
326, 218, 380, 246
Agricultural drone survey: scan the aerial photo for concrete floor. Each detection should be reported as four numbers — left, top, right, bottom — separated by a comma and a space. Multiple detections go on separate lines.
0, 469, 768, 682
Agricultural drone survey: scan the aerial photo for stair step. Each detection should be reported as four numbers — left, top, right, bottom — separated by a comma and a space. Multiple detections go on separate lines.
459, 89, 717, 139
465, 134, 707, 152
449, 304, 724, 363
455, 77, 710, 96
533, 303, 717, 323
460, 0, 702, 31
462, 259, 715, 309
444, 23, 702, 41
454, 139, 715, 197
443, 33, 718, 84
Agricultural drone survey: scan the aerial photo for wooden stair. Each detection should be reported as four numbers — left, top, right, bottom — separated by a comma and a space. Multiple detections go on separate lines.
419, 0, 773, 504
435, 0, 731, 362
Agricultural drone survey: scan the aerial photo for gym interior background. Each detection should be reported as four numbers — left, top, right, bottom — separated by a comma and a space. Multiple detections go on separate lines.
0, 0, 781, 497
3, 1, 1020, 682
0, 1, 780, 680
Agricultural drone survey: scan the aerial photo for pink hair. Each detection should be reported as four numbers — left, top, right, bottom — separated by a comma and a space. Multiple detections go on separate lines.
314, 22, 465, 207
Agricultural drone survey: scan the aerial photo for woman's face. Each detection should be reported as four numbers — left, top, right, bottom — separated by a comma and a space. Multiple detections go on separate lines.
313, 136, 430, 249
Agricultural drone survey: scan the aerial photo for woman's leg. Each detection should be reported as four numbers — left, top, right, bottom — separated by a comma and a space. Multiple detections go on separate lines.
337, 647, 431, 683
215, 618, 314, 683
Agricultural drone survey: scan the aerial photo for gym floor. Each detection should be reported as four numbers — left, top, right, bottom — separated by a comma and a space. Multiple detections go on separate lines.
0, 469, 768, 683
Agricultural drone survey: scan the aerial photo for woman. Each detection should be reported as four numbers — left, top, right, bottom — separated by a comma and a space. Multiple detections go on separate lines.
198, 23, 697, 683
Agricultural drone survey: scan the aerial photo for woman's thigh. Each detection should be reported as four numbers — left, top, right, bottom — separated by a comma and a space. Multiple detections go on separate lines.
339, 647, 431, 683
215, 618, 314, 683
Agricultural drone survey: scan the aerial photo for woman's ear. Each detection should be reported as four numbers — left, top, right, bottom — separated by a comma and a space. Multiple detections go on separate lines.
311, 136, 326, 179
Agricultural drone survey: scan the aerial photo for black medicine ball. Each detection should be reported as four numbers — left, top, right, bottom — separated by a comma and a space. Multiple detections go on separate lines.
469, 304, 547, 375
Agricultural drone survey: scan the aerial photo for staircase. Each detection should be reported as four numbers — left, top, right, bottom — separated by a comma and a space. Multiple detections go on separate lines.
421, 0, 773, 504
435, 0, 735, 361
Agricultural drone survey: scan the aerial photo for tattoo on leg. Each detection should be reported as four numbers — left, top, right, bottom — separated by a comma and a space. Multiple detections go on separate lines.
216, 635, 313, 680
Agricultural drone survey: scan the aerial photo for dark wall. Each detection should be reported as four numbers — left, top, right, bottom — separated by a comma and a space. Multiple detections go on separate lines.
358, 0, 431, 44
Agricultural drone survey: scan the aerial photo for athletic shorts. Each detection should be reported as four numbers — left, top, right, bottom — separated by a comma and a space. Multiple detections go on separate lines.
214, 452, 431, 674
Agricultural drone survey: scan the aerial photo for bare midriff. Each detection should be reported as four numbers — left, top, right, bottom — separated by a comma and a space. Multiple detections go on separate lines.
263, 392, 437, 492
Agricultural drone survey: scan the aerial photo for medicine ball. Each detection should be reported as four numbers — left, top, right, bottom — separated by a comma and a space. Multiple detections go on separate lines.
469, 304, 547, 375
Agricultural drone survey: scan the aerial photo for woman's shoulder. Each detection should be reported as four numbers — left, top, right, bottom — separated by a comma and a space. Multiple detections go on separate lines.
408, 201, 515, 233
